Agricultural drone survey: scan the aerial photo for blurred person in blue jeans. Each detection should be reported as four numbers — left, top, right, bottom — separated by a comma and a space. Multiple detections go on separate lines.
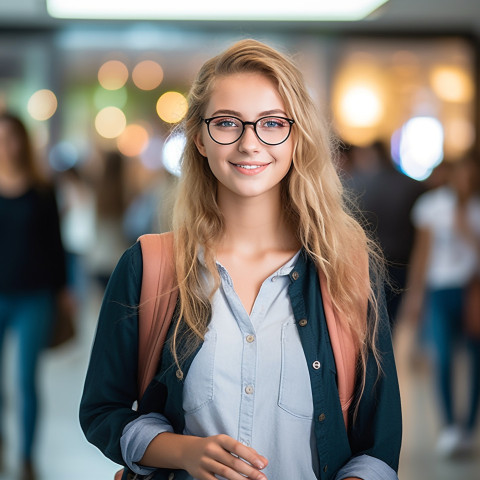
0, 113, 68, 480
402, 154, 480, 457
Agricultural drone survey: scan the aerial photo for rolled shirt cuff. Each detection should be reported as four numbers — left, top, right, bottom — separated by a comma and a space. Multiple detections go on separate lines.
120, 412, 174, 475
334, 454, 398, 480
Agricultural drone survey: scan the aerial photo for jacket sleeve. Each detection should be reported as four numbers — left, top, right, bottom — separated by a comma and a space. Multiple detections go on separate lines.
79, 242, 143, 466
347, 285, 402, 473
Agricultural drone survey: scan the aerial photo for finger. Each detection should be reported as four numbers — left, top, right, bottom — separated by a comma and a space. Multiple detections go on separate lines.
232, 444, 268, 470
217, 436, 268, 470
208, 453, 267, 480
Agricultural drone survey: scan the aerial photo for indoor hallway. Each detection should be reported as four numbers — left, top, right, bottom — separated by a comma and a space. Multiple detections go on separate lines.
0, 290, 479, 480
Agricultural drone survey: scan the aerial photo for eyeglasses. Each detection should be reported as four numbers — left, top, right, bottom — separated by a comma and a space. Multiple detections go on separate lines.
202, 115, 295, 146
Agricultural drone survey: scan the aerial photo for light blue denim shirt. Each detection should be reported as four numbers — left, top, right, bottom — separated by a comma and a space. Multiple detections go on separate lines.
121, 252, 397, 480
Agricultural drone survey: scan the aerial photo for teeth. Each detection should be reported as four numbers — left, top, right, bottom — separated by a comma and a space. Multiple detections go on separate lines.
235, 164, 262, 169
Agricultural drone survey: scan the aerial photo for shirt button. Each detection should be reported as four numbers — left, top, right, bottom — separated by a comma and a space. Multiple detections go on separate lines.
245, 385, 254, 395
246, 334, 255, 343
241, 439, 250, 446
318, 413, 326, 422
291, 271, 299, 280
312, 360, 321, 370
175, 369, 184, 380
298, 319, 307, 327
168, 473, 175, 480
323, 465, 328, 473
271, 276, 278, 282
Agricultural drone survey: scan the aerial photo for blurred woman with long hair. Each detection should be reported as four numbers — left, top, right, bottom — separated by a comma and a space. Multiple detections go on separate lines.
0, 113, 67, 480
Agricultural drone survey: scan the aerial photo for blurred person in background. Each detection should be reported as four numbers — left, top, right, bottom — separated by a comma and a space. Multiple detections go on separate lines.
56, 166, 96, 309
345, 140, 424, 330
87, 150, 129, 291
402, 153, 480, 457
0, 112, 69, 480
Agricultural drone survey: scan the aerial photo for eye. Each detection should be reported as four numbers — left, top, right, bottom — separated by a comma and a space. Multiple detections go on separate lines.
259, 117, 289, 128
211, 117, 240, 128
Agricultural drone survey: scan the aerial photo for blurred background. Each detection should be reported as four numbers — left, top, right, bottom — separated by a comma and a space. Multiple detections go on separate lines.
0, 1, 480, 479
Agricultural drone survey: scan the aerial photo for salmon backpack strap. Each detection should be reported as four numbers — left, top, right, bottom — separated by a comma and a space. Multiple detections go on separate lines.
138, 232, 179, 399
318, 265, 368, 430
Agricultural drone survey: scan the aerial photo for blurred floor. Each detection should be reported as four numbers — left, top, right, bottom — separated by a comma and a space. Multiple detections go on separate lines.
395, 320, 480, 479
0, 288, 479, 480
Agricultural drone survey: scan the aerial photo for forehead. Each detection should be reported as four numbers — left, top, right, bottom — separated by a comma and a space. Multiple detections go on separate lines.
206, 72, 285, 115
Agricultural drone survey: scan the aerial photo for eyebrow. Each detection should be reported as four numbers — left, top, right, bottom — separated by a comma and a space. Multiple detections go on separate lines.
210, 109, 288, 117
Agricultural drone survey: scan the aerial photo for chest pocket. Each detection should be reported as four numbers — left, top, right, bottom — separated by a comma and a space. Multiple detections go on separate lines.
182, 329, 216, 414
278, 321, 314, 419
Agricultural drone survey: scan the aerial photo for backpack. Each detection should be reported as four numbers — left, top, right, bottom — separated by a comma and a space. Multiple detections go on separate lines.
115, 232, 361, 479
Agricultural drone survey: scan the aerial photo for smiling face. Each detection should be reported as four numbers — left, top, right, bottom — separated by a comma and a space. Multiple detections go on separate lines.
194, 72, 294, 203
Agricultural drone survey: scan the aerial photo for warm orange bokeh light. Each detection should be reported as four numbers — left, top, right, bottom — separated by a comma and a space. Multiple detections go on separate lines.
156, 91, 188, 123
430, 66, 474, 103
116, 124, 149, 156
98, 60, 129, 90
132, 60, 164, 91
95, 106, 126, 138
27, 89, 58, 121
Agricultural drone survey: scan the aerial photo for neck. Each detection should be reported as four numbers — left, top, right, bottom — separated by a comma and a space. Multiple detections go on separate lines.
216, 186, 297, 255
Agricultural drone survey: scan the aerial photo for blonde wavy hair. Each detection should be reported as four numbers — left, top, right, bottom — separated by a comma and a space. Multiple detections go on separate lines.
172, 39, 384, 394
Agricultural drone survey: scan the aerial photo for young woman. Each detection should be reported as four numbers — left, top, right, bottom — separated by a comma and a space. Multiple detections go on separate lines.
0, 113, 68, 480
80, 39, 402, 480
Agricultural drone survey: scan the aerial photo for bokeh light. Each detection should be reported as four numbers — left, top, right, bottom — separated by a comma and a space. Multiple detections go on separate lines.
93, 85, 128, 110
94, 106, 127, 138
98, 60, 129, 90
156, 91, 188, 123
132, 60, 164, 90
27, 89, 58, 121
430, 66, 474, 103
393, 116, 444, 180
339, 85, 383, 128
163, 131, 185, 176
443, 117, 475, 157
49, 141, 80, 171
116, 124, 149, 157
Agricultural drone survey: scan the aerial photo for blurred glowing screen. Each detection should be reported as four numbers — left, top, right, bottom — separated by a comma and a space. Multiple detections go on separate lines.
27, 89, 58, 121
396, 117, 444, 181
47, 0, 389, 20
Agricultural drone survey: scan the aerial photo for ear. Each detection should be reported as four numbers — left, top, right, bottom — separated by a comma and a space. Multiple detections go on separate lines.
194, 131, 207, 157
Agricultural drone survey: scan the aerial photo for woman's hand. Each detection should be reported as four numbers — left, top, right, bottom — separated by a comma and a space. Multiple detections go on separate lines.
183, 434, 268, 480
140, 432, 268, 480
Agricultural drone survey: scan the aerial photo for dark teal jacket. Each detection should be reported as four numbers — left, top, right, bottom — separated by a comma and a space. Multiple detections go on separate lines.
80, 242, 402, 480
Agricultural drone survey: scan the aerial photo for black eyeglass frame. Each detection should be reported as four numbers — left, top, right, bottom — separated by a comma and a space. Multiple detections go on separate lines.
202, 115, 295, 146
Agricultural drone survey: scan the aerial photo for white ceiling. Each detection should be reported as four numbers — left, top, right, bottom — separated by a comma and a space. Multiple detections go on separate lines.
1, 0, 480, 33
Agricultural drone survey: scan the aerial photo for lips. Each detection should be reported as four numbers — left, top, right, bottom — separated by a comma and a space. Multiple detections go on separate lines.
229, 161, 271, 175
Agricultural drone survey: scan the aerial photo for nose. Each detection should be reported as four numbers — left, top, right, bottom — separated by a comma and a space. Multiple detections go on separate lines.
238, 124, 261, 152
